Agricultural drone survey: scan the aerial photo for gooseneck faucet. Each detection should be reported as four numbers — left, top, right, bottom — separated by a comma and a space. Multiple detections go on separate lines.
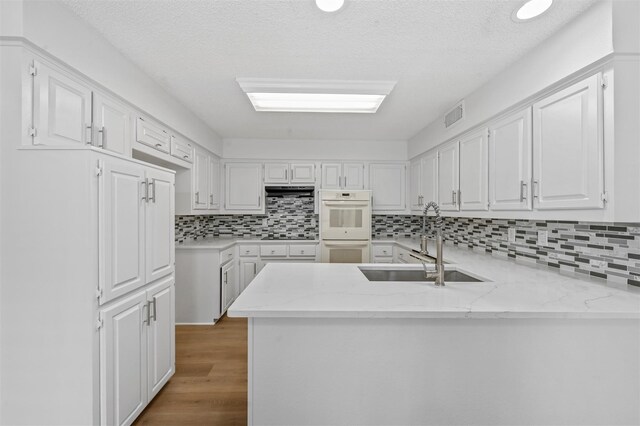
419, 201, 445, 286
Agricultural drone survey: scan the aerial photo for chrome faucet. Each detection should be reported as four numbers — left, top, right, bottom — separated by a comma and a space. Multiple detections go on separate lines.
418, 201, 445, 286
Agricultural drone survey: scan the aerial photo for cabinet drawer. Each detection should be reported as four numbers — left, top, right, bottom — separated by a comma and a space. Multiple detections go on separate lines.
220, 247, 235, 264
136, 117, 170, 153
170, 136, 193, 163
373, 245, 393, 257
289, 244, 316, 257
238, 245, 259, 257
260, 245, 288, 257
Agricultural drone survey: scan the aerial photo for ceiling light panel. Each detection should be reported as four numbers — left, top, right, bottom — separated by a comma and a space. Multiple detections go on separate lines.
514, 0, 553, 21
237, 78, 396, 113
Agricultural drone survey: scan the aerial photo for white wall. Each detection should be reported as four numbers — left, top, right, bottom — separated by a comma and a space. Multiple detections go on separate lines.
223, 138, 408, 161
0, 0, 223, 156
408, 0, 614, 158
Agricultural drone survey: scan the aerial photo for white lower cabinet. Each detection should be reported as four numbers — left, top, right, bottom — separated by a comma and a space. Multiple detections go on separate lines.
100, 277, 175, 426
240, 258, 259, 293
221, 260, 239, 313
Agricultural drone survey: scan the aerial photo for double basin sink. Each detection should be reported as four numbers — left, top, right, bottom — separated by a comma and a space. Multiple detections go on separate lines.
359, 266, 486, 283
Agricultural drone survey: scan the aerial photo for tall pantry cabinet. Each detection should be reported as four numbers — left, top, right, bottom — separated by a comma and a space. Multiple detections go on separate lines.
1, 148, 175, 426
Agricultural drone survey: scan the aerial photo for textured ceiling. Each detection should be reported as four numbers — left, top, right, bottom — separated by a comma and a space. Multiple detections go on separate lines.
60, 0, 599, 141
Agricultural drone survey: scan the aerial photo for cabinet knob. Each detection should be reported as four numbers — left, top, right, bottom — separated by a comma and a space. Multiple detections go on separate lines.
301, 250, 305, 254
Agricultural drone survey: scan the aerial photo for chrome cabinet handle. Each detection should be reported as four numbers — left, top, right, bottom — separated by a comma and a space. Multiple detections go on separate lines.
155, 143, 162, 148
258, 195, 261, 207
344, 175, 348, 187
195, 191, 200, 204
144, 301, 151, 325
149, 179, 156, 203
210, 194, 214, 204
224, 271, 228, 284
183, 155, 189, 159
141, 180, 148, 202
458, 190, 461, 206
520, 181, 528, 202
151, 297, 157, 321
85, 124, 92, 144
451, 190, 455, 205
98, 126, 105, 147
533, 180, 539, 199
253, 264, 257, 274
285, 169, 288, 181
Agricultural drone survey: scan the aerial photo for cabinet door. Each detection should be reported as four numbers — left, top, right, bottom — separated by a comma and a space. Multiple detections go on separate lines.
100, 160, 146, 304
459, 129, 489, 211
225, 163, 263, 211
369, 163, 406, 211
146, 277, 175, 400
193, 149, 209, 210
290, 163, 316, 184
33, 60, 92, 146
136, 117, 170, 153
420, 150, 438, 207
438, 141, 460, 211
145, 168, 175, 284
240, 259, 258, 293
409, 160, 422, 211
533, 74, 604, 210
100, 290, 147, 426
321, 163, 342, 189
343, 163, 365, 190
489, 108, 532, 211
264, 163, 290, 184
93, 92, 131, 155
221, 261, 237, 312
209, 157, 220, 209
169, 135, 193, 163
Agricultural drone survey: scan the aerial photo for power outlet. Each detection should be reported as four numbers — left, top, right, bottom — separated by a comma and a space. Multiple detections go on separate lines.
537, 230, 548, 246
508, 228, 516, 243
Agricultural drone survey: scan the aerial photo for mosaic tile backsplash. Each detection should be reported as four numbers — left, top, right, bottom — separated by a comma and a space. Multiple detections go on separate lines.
176, 206, 640, 287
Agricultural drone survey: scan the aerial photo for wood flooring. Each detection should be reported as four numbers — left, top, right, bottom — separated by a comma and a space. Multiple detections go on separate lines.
133, 316, 248, 425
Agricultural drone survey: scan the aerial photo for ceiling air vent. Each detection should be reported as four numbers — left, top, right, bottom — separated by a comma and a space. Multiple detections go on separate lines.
444, 101, 465, 128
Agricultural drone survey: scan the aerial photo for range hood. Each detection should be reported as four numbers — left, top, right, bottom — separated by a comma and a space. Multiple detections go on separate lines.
265, 186, 315, 198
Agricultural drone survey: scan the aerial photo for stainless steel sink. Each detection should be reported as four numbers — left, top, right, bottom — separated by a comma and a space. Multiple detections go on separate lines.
358, 267, 485, 283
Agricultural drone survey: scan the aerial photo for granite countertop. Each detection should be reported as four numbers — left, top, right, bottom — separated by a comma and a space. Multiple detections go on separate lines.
228, 239, 640, 319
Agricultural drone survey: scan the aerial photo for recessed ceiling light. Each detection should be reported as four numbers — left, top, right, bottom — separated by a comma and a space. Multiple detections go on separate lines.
513, 0, 553, 21
236, 78, 396, 113
315, 0, 344, 13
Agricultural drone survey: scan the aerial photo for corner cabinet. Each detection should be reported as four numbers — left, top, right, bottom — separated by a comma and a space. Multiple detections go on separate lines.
224, 162, 264, 212
532, 74, 604, 210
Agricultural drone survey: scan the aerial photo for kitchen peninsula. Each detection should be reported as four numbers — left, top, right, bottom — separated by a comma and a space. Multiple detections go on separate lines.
228, 241, 640, 426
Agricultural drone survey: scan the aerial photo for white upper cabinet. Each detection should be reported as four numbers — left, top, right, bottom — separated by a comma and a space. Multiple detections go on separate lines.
136, 117, 170, 154
343, 163, 365, 190
420, 151, 438, 207
369, 163, 406, 212
409, 160, 422, 211
411, 150, 438, 212
489, 108, 532, 211
32, 60, 92, 146
532, 74, 604, 210
209, 157, 220, 209
169, 135, 193, 163
290, 163, 316, 184
225, 162, 264, 211
265, 163, 316, 184
193, 148, 209, 210
264, 163, 289, 184
100, 160, 146, 303
322, 162, 365, 190
144, 168, 175, 284
438, 141, 460, 211
93, 91, 131, 155
459, 128, 489, 211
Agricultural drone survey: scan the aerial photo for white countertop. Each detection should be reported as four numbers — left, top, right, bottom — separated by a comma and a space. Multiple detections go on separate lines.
228, 239, 640, 319
176, 237, 319, 250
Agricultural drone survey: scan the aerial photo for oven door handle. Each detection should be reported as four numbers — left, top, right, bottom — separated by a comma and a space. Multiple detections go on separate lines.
322, 201, 370, 207
323, 241, 369, 248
